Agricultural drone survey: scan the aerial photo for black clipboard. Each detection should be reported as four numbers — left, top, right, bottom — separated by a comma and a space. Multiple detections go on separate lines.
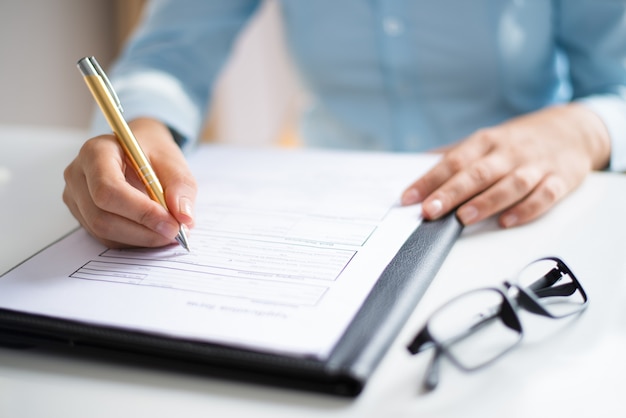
0, 213, 461, 398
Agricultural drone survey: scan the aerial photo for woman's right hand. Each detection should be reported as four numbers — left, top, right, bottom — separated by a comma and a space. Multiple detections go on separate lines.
63, 118, 197, 248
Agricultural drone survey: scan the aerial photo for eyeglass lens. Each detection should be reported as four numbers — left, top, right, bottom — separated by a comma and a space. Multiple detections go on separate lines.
428, 288, 522, 370
416, 257, 587, 390
517, 258, 587, 317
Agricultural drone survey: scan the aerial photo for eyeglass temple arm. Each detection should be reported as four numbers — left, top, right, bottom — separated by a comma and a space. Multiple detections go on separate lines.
522, 263, 578, 300
527, 267, 564, 292
533, 282, 577, 298
407, 327, 434, 354
422, 346, 443, 392
407, 327, 444, 391
410, 262, 569, 354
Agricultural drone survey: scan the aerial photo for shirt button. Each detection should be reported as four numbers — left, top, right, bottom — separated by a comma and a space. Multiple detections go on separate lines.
383, 17, 404, 36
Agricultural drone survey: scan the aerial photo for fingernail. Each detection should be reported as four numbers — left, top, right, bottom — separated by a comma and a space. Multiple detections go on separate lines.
179, 197, 194, 219
424, 199, 443, 218
501, 213, 518, 228
401, 188, 420, 205
458, 205, 478, 225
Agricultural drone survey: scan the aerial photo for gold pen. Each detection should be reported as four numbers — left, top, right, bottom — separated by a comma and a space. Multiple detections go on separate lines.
77, 56, 190, 251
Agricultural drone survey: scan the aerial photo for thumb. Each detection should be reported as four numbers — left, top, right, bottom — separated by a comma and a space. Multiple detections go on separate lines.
129, 119, 198, 229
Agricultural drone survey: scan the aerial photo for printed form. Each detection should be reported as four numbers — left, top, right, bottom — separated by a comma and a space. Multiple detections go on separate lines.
0, 146, 438, 359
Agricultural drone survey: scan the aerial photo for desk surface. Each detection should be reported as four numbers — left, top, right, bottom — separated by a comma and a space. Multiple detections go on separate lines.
1, 126, 625, 418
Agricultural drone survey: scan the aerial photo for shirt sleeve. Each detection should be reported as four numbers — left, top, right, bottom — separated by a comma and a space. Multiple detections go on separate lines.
90, 0, 261, 151
556, 0, 626, 172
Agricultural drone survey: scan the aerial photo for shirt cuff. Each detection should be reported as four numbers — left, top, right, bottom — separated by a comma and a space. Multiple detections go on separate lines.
88, 70, 202, 154
578, 95, 626, 172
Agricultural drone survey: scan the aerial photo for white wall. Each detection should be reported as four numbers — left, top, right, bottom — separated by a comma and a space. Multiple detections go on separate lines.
0, 0, 303, 145
209, 0, 304, 146
0, 0, 116, 130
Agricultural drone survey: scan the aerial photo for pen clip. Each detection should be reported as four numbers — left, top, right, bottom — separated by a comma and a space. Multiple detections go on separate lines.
77, 56, 123, 113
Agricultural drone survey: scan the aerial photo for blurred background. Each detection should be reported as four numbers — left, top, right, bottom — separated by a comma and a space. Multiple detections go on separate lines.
0, 0, 303, 146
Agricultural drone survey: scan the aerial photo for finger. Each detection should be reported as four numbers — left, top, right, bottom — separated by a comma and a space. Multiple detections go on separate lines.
82, 156, 180, 238
63, 150, 101, 238
150, 145, 197, 228
74, 137, 180, 242
129, 119, 198, 229
456, 164, 544, 225
63, 170, 172, 248
77, 194, 176, 248
62, 182, 89, 232
64, 167, 177, 248
498, 173, 569, 228
401, 133, 493, 206
421, 151, 511, 220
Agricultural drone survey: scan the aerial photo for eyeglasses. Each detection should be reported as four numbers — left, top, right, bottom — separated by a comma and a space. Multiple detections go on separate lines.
407, 256, 588, 391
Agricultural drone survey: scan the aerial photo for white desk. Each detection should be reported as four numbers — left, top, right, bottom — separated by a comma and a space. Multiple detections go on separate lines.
1, 126, 625, 417
0, 126, 81, 275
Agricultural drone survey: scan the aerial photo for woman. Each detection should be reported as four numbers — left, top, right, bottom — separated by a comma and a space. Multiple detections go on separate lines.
63, 0, 626, 248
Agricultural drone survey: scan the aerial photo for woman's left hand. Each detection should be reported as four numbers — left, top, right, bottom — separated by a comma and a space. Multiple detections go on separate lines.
401, 104, 611, 227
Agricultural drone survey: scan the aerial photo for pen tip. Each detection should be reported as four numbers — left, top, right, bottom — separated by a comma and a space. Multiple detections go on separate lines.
175, 225, 190, 252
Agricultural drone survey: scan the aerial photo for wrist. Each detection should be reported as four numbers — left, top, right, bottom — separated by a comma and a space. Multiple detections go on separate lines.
566, 103, 611, 170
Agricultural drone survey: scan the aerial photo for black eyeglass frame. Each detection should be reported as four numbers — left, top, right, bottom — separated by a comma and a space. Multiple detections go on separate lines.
407, 256, 589, 391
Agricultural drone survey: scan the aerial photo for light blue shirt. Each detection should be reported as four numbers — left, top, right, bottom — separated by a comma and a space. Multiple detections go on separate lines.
101, 0, 626, 171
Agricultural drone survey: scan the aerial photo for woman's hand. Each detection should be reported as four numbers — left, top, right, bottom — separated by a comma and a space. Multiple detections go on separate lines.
63, 118, 197, 248
401, 104, 611, 227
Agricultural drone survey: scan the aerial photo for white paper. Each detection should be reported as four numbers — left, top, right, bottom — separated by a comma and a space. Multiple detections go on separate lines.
0, 146, 438, 359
